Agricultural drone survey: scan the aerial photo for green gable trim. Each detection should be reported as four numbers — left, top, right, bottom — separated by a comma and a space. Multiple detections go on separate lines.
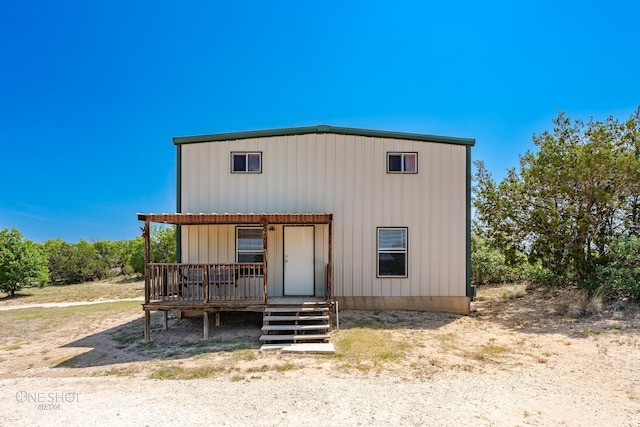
176, 144, 182, 263
466, 145, 476, 300
173, 125, 475, 147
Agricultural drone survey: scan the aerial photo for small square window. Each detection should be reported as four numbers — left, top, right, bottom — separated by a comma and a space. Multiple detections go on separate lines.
387, 152, 417, 173
232, 152, 262, 173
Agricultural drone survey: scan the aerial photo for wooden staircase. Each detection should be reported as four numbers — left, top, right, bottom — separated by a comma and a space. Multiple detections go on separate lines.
260, 302, 332, 344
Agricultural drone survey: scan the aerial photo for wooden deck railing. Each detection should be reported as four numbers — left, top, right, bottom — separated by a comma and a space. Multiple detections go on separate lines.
146, 263, 264, 302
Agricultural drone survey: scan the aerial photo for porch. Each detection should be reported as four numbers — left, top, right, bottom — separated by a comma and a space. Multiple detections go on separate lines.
138, 213, 334, 342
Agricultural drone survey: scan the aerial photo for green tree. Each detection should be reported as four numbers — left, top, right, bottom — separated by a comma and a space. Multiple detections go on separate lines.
474, 109, 640, 288
130, 226, 176, 275
44, 238, 109, 284
0, 228, 49, 296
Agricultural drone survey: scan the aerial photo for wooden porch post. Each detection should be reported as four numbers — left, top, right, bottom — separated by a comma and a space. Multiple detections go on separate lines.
262, 223, 268, 304
144, 221, 150, 304
143, 221, 151, 342
203, 311, 209, 339
327, 220, 333, 301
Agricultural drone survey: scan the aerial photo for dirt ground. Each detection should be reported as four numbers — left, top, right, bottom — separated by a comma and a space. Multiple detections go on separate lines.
0, 283, 639, 426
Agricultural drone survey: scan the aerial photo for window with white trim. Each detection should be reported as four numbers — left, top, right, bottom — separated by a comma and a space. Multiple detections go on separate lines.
377, 227, 408, 277
387, 152, 417, 173
236, 227, 263, 262
232, 152, 262, 173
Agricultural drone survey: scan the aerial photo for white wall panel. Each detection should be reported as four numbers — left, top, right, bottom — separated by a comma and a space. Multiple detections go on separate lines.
180, 133, 467, 298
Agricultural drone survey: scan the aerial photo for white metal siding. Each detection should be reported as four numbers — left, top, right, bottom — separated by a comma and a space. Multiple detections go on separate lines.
181, 134, 467, 297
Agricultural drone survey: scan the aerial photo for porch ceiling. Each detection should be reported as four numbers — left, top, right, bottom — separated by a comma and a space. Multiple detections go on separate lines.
137, 213, 332, 225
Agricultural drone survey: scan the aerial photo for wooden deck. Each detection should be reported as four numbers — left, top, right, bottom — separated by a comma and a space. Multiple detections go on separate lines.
142, 296, 331, 341
143, 296, 329, 313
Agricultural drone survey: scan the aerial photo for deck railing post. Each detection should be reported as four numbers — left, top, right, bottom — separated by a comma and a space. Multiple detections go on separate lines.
143, 221, 150, 304
262, 224, 268, 303
203, 264, 209, 304
327, 220, 333, 301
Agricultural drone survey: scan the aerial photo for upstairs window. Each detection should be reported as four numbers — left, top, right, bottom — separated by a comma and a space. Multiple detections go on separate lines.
387, 152, 417, 173
377, 227, 408, 277
232, 152, 262, 173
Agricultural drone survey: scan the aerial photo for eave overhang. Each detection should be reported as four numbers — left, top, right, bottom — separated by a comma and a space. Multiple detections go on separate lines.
137, 213, 332, 225
172, 125, 475, 147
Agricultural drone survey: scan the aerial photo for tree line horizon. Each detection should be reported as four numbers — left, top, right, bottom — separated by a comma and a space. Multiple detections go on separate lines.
2, 108, 639, 299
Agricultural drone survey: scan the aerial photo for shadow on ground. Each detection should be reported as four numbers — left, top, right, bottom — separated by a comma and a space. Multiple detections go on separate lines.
471, 284, 640, 338
54, 311, 263, 369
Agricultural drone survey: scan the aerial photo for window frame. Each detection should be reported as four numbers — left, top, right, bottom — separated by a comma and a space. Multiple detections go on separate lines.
386, 152, 418, 174
236, 227, 264, 276
231, 151, 262, 173
376, 227, 408, 278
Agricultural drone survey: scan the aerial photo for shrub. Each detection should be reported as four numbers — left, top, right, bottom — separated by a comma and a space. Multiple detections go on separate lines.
593, 235, 640, 299
0, 228, 49, 295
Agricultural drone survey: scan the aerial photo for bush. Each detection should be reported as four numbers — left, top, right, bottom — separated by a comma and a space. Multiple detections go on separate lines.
592, 235, 640, 299
471, 234, 543, 285
129, 226, 176, 276
0, 228, 49, 295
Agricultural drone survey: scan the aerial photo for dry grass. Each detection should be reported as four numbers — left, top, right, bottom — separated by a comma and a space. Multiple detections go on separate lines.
0, 300, 141, 346
0, 277, 144, 306
333, 327, 409, 371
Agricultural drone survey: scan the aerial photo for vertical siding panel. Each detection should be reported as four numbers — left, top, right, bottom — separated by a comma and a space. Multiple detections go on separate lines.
381, 139, 393, 297
187, 147, 199, 212
244, 138, 257, 212
439, 146, 451, 297
304, 134, 315, 211
219, 225, 225, 263
410, 141, 423, 297
213, 142, 221, 212
325, 134, 339, 296
454, 146, 466, 295
420, 144, 430, 297
334, 134, 347, 295
342, 135, 354, 297
361, 137, 374, 296
352, 137, 364, 298
314, 134, 325, 212
197, 144, 209, 212
449, 147, 459, 296
275, 137, 286, 210
285, 136, 297, 212
400, 140, 413, 297
198, 225, 208, 263
218, 142, 229, 212
429, 143, 442, 296
264, 138, 275, 212
371, 138, 384, 297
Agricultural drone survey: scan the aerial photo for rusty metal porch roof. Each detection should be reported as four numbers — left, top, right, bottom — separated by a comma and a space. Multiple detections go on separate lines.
137, 213, 332, 225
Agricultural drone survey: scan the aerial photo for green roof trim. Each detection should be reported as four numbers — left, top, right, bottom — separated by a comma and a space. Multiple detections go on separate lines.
173, 125, 475, 147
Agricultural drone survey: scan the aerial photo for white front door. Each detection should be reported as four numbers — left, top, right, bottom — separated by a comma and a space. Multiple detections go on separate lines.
284, 226, 315, 296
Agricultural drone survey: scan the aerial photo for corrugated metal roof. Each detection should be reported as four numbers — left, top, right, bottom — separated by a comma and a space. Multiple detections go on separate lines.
172, 125, 475, 147
137, 213, 332, 225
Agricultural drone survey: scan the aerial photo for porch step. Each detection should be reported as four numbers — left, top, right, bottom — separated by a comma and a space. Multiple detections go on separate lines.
264, 306, 329, 313
262, 324, 329, 332
259, 334, 330, 342
263, 315, 329, 322
261, 303, 332, 344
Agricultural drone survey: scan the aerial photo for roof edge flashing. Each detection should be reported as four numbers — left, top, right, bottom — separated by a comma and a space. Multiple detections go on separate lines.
173, 125, 475, 147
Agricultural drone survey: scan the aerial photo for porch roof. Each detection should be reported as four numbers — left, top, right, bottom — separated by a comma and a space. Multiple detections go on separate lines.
137, 213, 332, 225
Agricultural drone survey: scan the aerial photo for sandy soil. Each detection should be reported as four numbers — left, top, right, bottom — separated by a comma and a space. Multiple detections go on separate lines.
1, 283, 639, 426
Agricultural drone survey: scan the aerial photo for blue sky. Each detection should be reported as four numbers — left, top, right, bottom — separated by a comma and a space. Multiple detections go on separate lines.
1, 1, 638, 243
